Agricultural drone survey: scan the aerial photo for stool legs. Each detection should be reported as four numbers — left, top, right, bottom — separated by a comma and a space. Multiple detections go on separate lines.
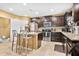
12, 33, 33, 55
62, 42, 65, 52
16, 34, 27, 55
16, 34, 21, 53
12, 35, 14, 51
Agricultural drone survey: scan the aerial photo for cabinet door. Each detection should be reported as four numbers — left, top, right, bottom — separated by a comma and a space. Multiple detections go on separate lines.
27, 35, 39, 49
32, 35, 38, 49
27, 37, 33, 49
51, 32, 63, 42
52, 16, 65, 26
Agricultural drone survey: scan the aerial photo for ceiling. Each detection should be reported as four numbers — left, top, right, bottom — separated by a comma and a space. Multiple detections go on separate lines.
0, 3, 73, 17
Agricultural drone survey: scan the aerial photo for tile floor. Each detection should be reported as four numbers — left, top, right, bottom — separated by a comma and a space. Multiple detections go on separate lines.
0, 40, 68, 56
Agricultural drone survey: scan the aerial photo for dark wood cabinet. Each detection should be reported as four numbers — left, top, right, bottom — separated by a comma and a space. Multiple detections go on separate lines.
73, 3, 79, 22
32, 16, 65, 28
74, 10, 79, 22
46, 16, 65, 26
52, 17, 65, 26
51, 32, 63, 42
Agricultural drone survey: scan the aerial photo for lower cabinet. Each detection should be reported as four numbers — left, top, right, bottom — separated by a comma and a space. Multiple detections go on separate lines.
51, 32, 63, 42
27, 33, 42, 49
27, 35, 39, 49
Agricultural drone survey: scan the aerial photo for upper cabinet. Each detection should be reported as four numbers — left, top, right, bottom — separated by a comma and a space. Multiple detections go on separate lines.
74, 3, 79, 22
51, 16, 65, 26
31, 16, 65, 28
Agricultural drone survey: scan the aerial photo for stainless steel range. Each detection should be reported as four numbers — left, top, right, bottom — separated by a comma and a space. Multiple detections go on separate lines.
42, 21, 52, 42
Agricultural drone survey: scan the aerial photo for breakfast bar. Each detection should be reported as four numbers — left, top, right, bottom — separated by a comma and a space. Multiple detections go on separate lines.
16, 32, 42, 51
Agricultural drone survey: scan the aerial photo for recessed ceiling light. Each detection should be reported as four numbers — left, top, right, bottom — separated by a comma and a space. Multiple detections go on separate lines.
50, 9, 54, 12
23, 3, 27, 6
35, 11, 39, 15
9, 8, 14, 11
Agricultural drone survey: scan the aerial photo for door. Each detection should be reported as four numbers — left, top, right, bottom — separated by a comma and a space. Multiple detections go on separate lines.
0, 17, 10, 38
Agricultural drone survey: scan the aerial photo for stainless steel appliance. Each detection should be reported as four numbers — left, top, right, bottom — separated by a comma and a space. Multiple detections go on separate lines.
42, 21, 52, 42
42, 29, 51, 42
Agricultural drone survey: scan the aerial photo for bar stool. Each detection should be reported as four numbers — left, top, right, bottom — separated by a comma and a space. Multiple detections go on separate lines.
16, 30, 26, 54
19, 32, 29, 55
16, 33, 22, 54
23, 34, 33, 55
63, 36, 68, 56
12, 29, 26, 54
16, 31, 32, 55
22, 32, 33, 55
12, 30, 17, 51
63, 36, 72, 56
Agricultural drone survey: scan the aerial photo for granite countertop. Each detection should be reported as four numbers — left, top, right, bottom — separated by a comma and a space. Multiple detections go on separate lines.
17, 31, 41, 35
38, 27, 65, 32
27, 30, 79, 41
39, 27, 65, 29
27, 32, 41, 35
61, 32, 79, 41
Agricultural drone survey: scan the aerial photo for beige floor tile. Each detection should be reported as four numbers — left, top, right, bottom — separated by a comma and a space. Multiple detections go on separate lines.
0, 40, 67, 56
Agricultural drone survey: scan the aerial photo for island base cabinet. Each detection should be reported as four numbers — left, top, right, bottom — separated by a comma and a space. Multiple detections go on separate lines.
17, 33, 42, 50
27, 33, 42, 49
27, 35, 38, 49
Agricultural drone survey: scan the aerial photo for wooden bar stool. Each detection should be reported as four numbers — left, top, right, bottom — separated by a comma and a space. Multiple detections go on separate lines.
21, 33, 33, 55
16, 33, 21, 53
23, 35, 32, 55
16, 32, 32, 55
16, 33, 25, 54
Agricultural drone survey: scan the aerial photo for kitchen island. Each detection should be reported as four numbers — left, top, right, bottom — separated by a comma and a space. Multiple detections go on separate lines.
17, 32, 43, 50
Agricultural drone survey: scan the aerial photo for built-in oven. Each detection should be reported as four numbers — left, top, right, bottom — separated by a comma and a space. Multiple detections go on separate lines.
42, 29, 52, 42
